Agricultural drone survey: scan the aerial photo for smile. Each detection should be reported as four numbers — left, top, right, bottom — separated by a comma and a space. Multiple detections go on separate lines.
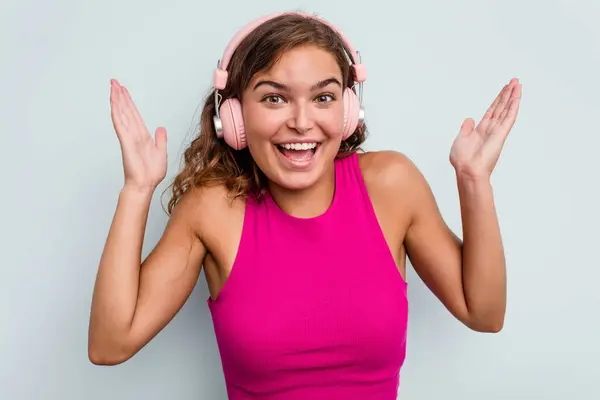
275, 141, 320, 169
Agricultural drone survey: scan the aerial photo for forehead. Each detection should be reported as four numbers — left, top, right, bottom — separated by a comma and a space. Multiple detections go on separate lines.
251, 45, 342, 86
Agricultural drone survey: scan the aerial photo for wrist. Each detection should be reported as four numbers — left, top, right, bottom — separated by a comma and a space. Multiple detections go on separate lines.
455, 168, 492, 186
455, 172, 494, 206
120, 184, 155, 200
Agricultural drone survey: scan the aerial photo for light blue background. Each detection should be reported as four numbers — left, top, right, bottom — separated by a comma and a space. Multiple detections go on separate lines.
2, 0, 599, 398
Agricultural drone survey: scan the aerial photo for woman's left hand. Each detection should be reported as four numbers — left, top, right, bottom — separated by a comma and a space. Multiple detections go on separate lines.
449, 78, 522, 180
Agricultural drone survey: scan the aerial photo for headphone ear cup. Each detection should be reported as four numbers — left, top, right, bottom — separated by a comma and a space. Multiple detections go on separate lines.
342, 87, 360, 140
219, 98, 247, 150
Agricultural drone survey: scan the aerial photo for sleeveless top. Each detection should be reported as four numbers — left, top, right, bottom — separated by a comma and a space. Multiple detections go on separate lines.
208, 152, 408, 399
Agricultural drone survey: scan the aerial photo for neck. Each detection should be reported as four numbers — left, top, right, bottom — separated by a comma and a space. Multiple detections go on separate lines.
267, 164, 336, 219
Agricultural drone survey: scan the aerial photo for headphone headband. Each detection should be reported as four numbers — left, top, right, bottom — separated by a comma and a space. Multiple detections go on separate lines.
213, 11, 366, 90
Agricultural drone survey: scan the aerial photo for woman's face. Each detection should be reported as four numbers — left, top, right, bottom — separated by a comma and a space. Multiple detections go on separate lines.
241, 45, 345, 192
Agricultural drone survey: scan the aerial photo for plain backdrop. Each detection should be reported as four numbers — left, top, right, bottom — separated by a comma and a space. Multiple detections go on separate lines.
2, 0, 599, 399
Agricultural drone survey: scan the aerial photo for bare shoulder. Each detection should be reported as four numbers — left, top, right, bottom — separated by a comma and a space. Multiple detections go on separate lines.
171, 183, 245, 245
357, 150, 429, 215
358, 150, 419, 185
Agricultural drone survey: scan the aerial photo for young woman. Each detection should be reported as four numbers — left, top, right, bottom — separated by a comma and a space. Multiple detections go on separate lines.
88, 11, 522, 399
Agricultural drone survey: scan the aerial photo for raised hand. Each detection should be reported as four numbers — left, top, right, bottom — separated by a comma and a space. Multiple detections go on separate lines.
449, 78, 522, 180
110, 79, 168, 191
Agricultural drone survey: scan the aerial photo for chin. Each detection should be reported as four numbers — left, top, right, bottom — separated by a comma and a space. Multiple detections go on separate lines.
272, 172, 320, 191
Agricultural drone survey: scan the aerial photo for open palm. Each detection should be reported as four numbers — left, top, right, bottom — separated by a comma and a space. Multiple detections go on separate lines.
450, 78, 522, 180
110, 79, 167, 191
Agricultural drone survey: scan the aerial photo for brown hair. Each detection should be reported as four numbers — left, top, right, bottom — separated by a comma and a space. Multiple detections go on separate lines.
165, 13, 368, 214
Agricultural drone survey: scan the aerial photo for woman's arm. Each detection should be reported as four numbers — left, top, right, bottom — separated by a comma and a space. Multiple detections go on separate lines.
386, 78, 521, 332
403, 163, 506, 332
88, 80, 210, 365
88, 187, 207, 365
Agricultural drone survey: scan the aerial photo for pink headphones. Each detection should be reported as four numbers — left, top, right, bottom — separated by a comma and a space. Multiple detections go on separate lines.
212, 11, 367, 150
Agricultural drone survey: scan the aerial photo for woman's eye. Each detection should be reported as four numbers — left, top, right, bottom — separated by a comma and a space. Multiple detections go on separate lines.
315, 94, 334, 102
263, 95, 284, 103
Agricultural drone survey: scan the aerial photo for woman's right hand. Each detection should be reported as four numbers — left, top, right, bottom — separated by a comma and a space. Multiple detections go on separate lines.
110, 79, 167, 192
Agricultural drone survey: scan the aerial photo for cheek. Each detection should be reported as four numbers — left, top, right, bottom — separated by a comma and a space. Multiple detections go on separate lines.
317, 104, 345, 139
243, 104, 284, 143
242, 104, 282, 172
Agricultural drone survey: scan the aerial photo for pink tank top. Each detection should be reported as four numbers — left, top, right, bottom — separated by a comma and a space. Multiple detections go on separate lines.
208, 152, 408, 399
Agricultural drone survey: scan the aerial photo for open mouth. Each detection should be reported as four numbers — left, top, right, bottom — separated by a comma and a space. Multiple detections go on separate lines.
275, 142, 320, 163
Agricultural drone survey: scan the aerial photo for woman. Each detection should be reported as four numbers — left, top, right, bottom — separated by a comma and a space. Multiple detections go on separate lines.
88, 11, 521, 399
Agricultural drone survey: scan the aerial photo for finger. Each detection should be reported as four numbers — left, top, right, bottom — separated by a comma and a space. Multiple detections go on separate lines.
118, 85, 144, 139
118, 89, 135, 136
112, 82, 130, 124
491, 79, 518, 120
499, 93, 521, 131
499, 82, 521, 121
113, 82, 143, 140
110, 81, 130, 136
477, 84, 508, 133
121, 86, 150, 138
459, 117, 475, 136
155, 127, 167, 153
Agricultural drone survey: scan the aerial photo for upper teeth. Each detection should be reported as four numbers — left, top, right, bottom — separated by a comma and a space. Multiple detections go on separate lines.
279, 142, 317, 150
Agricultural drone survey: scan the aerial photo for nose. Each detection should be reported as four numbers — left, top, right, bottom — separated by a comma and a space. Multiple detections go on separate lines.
286, 102, 314, 134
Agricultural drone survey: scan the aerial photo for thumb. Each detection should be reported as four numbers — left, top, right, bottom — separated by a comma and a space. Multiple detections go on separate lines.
155, 127, 167, 153
459, 118, 475, 136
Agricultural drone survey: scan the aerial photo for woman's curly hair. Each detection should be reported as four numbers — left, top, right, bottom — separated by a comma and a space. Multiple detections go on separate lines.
166, 13, 368, 214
